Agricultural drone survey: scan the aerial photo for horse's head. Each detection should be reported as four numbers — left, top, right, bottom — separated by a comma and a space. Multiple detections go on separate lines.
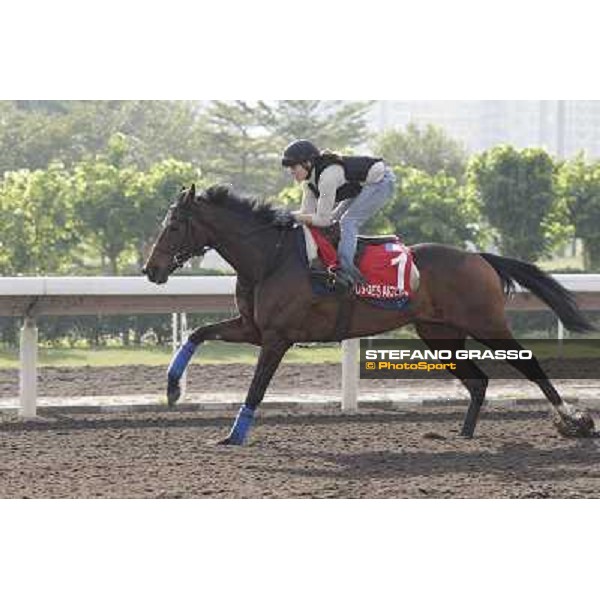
142, 183, 211, 284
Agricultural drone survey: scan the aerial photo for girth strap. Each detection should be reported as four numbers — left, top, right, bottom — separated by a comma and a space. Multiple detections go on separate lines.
333, 292, 354, 341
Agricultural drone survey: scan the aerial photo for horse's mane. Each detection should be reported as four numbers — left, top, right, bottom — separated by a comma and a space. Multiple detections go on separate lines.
199, 184, 295, 227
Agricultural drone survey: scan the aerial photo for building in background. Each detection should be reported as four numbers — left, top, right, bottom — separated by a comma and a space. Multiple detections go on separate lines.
371, 101, 600, 158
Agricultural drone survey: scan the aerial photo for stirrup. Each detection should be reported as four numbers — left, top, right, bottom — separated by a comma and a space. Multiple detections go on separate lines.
331, 267, 356, 296
310, 267, 337, 291
338, 264, 367, 286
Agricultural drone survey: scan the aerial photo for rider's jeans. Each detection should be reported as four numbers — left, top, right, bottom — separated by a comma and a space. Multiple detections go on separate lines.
332, 166, 396, 270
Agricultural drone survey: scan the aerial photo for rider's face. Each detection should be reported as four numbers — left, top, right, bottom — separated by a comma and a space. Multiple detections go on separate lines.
289, 163, 310, 183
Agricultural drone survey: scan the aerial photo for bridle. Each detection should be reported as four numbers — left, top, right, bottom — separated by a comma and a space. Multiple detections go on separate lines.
155, 204, 209, 274
156, 201, 295, 280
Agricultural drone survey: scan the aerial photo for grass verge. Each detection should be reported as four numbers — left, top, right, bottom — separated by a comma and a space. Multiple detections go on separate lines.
0, 342, 342, 368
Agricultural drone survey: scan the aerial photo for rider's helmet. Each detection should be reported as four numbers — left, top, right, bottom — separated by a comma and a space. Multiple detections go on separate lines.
281, 139, 320, 167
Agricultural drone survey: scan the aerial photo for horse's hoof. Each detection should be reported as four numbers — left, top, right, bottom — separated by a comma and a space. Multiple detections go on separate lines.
216, 436, 244, 446
217, 436, 234, 446
459, 427, 475, 439
166, 379, 181, 408
423, 432, 447, 441
553, 408, 596, 438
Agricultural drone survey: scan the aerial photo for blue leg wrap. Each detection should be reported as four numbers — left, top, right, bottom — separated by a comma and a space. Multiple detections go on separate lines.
167, 340, 198, 382
227, 405, 255, 445
166, 341, 199, 406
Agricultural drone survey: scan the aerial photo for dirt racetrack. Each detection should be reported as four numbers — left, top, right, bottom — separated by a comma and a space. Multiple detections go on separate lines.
2, 361, 600, 399
1, 402, 599, 498
2, 362, 463, 398
1, 364, 599, 498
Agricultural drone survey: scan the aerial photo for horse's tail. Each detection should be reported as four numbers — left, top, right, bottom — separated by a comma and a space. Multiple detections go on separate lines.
479, 252, 595, 333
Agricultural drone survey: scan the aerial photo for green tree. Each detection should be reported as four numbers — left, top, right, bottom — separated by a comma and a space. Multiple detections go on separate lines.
468, 146, 570, 261
271, 100, 372, 150
372, 122, 468, 180
0, 100, 375, 202
377, 166, 483, 247
0, 100, 205, 175
97, 101, 206, 168
201, 100, 374, 198
72, 135, 140, 274
132, 159, 201, 269
199, 101, 278, 196
558, 154, 600, 270
0, 163, 80, 275
0, 101, 77, 174
270, 183, 303, 208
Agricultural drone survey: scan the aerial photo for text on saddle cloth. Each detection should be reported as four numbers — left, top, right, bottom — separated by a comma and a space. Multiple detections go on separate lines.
304, 225, 419, 299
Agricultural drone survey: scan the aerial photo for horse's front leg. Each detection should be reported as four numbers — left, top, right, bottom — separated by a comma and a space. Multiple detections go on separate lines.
167, 317, 260, 407
220, 335, 292, 446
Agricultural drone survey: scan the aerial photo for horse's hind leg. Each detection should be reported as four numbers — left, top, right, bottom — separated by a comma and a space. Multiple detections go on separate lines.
476, 330, 595, 438
416, 323, 489, 438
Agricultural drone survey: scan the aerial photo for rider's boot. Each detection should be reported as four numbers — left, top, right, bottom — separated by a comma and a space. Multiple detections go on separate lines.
334, 263, 366, 295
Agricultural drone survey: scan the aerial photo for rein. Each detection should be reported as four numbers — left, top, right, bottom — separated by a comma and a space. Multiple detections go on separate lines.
167, 203, 294, 281
260, 225, 290, 281
227, 220, 292, 281
168, 206, 209, 272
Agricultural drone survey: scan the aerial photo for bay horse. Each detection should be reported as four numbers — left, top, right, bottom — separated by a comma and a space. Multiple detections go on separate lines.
142, 184, 596, 445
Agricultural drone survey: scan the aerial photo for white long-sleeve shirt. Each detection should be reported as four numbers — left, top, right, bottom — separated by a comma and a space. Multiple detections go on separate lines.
300, 161, 386, 226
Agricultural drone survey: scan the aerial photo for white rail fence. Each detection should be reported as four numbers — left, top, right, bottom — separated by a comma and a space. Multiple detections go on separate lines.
2, 274, 600, 418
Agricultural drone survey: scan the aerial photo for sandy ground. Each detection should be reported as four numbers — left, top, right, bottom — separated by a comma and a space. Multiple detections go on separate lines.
0, 362, 436, 397
1, 362, 599, 401
1, 364, 599, 498
0, 404, 598, 498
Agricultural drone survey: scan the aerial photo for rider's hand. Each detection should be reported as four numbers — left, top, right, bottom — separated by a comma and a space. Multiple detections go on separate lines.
272, 210, 296, 228
294, 213, 313, 226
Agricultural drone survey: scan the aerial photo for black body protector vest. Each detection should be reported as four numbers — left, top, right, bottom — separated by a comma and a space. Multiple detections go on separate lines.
308, 154, 384, 204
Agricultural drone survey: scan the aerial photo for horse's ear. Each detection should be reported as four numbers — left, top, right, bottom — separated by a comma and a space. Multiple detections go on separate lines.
183, 183, 196, 204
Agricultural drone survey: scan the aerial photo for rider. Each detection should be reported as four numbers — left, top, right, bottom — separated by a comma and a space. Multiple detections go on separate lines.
281, 139, 396, 287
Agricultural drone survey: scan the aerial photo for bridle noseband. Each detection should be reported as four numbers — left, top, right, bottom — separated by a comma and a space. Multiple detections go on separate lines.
157, 200, 296, 280
157, 204, 209, 273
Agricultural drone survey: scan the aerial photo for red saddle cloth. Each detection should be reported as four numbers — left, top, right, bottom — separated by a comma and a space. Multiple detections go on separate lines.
307, 226, 415, 300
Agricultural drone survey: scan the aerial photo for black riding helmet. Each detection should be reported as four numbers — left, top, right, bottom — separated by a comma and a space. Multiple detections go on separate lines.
281, 139, 320, 167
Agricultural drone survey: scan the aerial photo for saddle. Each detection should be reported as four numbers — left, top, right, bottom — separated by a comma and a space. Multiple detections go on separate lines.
318, 223, 398, 260
303, 224, 419, 301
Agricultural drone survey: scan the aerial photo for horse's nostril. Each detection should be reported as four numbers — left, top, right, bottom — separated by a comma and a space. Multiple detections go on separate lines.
143, 266, 157, 281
